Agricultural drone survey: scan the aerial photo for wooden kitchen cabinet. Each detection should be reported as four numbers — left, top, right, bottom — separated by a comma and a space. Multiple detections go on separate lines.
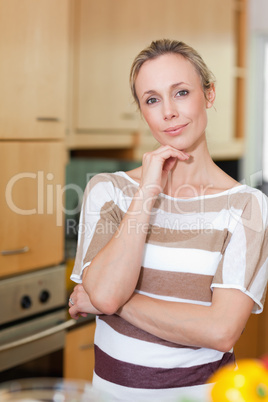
234, 312, 260, 359
259, 300, 268, 356
234, 298, 268, 360
70, 0, 236, 152
0, 142, 65, 278
0, 0, 69, 140
64, 320, 96, 382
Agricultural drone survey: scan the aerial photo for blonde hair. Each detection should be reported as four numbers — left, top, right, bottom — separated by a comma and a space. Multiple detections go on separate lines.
130, 39, 215, 107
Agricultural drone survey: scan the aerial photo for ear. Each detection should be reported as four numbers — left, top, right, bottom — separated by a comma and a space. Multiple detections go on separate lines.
206, 83, 216, 109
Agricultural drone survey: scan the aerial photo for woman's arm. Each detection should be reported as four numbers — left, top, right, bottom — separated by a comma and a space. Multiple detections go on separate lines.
83, 146, 189, 315
69, 284, 254, 351
117, 288, 254, 352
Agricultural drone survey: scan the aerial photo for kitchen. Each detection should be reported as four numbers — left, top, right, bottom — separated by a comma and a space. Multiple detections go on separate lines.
0, 0, 268, 396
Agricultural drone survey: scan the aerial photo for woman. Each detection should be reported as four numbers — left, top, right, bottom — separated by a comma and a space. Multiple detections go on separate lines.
69, 39, 268, 401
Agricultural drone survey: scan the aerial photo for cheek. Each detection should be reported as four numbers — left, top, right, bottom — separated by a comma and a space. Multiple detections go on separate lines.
141, 108, 159, 128
189, 98, 208, 120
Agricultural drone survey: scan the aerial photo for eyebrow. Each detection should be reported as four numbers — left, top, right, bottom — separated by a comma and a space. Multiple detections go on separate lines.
141, 82, 188, 99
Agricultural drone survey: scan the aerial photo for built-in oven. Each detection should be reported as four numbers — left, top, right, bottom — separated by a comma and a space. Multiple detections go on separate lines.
0, 265, 76, 382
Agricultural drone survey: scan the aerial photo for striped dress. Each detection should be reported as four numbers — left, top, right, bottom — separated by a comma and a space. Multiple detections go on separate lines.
71, 171, 268, 402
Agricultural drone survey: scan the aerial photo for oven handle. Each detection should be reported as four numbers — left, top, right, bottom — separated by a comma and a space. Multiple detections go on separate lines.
0, 319, 77, 352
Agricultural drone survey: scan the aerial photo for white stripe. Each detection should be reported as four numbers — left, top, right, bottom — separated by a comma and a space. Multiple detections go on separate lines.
135, 289, 211, 306
149, 208, 238, 232
93, 372, 212, 402
142, 243, 222, 275
70, 262, 91, 283
70, 273, 82, 284
94, 318, 224, 369
221, 218, 246, 285
250, 256, 268, 311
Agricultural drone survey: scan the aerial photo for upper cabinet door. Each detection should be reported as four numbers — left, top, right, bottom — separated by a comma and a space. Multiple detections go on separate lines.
0, 0, 69, 139
74, 0, 235, 143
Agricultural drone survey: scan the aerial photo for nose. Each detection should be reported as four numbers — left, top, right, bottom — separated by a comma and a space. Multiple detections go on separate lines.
163, 99, 178, 121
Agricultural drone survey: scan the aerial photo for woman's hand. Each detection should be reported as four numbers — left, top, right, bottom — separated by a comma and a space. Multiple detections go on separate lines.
140, 145, 190, 198
68, 284, 103, 319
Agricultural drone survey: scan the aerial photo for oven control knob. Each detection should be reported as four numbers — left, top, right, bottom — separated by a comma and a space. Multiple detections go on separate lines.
39, 290, 50, 303
21, 295, 32, 309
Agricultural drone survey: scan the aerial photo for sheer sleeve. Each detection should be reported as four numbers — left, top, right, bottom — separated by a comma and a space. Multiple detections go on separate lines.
211, 189, 268, 313
70, 173, 125, 283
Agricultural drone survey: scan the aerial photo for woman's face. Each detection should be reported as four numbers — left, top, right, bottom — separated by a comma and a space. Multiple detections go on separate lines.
135, 53, 215, 152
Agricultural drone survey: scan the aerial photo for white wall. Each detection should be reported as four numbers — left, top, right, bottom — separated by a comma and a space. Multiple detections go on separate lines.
243, 0, 268, 185
249, 0, 268, 33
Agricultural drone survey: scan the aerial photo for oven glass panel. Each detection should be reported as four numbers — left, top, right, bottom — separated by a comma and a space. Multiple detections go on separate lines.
0, 350, 63, 383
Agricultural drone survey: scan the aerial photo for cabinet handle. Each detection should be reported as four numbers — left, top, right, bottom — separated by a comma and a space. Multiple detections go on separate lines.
79, 343, 94, 350
36, 117, 60, 122
1, 246, 30, 256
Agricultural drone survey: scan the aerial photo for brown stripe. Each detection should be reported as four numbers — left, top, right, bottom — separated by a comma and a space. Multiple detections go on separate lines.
136, 268, 213, 302
153, 192, 244, 214
99, 315, 199, 349
146, 226, 231, 253
83, 201, 124, 264
94, 345, 235, 389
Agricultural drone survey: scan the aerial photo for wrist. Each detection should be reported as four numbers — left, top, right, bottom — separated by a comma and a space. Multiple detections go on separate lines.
139, 183, 161, 200
129, 188, 157, 217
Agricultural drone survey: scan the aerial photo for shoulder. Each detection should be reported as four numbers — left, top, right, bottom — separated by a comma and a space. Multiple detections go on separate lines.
228, 185, 268, 231
246, 186, 268, 222
227, 184, 267, 204
84, 171, 139, 198
239, 185, 268, 208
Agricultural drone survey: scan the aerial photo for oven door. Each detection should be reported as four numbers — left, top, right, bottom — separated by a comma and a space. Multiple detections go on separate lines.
0, 310, 76, 372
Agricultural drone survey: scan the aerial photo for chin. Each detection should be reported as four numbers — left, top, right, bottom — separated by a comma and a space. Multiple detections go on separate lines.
159, 138, 189, 151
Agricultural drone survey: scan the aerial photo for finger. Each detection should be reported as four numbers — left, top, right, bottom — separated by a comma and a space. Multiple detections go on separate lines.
147, 148, 190, 162
160, 149, 189, 160
69, 307, 79, 320
163, 156, 177, 173
68, 297, 75, 308
152, 145, 190, 158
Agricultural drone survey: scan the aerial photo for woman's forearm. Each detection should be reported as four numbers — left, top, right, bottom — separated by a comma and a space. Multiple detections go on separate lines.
117, 290, 254, 352
83, 189, 155, 315
118, 293, 216, 348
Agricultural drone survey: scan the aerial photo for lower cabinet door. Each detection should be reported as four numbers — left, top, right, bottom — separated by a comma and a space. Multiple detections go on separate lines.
64, 321, 96, 382
234, 313, 260, 359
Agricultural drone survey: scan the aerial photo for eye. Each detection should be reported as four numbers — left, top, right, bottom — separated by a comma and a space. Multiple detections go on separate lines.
146, 97, 159, 104
176, 90, 189, 97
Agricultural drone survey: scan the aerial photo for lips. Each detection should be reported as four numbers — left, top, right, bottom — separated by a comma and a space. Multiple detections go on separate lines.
164, 123, 188, 135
